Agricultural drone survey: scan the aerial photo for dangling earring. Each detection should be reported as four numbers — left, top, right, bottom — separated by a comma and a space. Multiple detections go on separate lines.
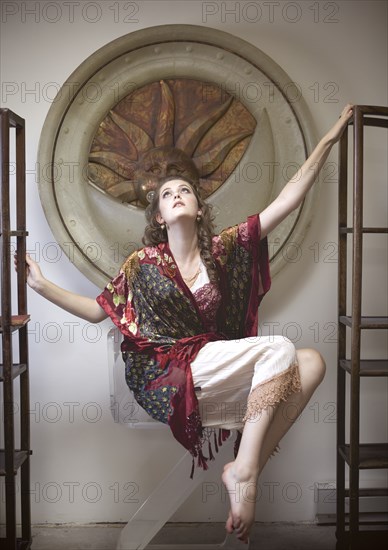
196, 214, 201, 223
160, 223, 166, 231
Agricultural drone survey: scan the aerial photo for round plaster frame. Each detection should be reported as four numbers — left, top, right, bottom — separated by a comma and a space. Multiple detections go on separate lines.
38, 24, 318, 289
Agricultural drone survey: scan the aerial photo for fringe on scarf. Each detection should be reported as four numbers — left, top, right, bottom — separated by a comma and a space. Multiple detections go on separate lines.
190, 428, 230, 479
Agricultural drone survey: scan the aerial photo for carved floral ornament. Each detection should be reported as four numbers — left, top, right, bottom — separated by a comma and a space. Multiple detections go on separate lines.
38, 25, 317, 288
88, 79, 256, 206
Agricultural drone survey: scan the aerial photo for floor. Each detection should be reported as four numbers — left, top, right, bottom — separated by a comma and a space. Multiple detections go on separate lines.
30, 522, 338, 549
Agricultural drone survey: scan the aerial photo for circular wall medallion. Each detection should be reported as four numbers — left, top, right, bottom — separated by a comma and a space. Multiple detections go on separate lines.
38, 24, 317, 288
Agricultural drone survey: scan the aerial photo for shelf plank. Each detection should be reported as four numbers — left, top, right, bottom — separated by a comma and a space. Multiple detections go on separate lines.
339, 444, 388, 469
0, 363, 27, 381
318, 511, 388, 526
339, 227, 388, 234
363, 117, 388, 129
0, 314, 30, 333
0, 450, 30, 475
0, 108, 25, 127
339, 316, 388, 329
355, 105, 388, 116
9, 230, 29, 237
344, 487, 388, 497
340, 359, 388, 376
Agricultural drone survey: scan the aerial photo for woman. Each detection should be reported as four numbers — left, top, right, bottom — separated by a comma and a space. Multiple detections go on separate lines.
21, 104, 353, 544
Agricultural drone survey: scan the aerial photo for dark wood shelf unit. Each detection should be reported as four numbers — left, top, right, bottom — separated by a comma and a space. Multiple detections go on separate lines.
339, 359, 388, 377
339, 444, 388, 469
339, 227, 388, 234
336, 105, 388, 549
339, 316, 388, 329
0, 363, 28, 381
0, 108, 32, 550
0, 450, 31, 475
344, 487, 388, 498
0, 314, 31, 332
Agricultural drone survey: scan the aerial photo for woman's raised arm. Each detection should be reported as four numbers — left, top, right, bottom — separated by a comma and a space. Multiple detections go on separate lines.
260, 103, 353, 239
17, 254, 108, 324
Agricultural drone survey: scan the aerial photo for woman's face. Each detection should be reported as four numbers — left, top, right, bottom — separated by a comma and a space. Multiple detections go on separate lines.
156, 179, 201, 228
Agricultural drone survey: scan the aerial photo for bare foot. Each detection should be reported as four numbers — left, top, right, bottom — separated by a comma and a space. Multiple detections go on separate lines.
222, 461, 258, 544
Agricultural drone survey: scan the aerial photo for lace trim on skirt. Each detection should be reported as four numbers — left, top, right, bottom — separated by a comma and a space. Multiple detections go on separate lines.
243, 363, 301, 422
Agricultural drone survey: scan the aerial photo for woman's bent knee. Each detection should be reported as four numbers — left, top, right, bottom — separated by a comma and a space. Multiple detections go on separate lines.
296, 348, 326, 385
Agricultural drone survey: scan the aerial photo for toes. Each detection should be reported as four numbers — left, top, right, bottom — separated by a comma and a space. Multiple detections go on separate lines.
237, 530, 248, 544
237, 525, 246, 540
225, 512, 234, 534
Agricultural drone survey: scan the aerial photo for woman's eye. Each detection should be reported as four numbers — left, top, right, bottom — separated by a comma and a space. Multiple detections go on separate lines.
181, 186, 190, 193
162, 190, 171, 198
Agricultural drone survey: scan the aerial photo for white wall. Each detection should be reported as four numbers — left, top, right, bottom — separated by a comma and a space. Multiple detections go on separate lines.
1, 0, 387, 525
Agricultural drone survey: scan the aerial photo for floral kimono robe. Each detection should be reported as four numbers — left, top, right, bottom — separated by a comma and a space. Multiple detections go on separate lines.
97, 214, 271, 472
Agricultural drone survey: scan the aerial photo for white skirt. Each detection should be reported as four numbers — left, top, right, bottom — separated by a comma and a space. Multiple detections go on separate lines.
191, 335, 301, 430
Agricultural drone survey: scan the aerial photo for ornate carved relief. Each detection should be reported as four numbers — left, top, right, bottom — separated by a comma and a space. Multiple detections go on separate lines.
88, 79, 256, 206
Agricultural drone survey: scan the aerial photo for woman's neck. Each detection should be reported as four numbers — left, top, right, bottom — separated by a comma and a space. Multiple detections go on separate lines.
167, 225, 200, 268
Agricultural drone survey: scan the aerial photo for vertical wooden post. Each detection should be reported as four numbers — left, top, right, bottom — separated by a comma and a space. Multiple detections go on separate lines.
349, 106, 364, 540
336, 122, 348, 542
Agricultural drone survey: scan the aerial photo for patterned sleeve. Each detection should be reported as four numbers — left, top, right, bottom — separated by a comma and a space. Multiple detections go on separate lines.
96, 253, 139, 339
214, 213, 271, 337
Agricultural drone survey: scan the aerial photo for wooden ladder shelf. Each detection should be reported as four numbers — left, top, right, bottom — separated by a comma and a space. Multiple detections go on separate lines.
336, 104, 388, 549
0, 108, 32, 550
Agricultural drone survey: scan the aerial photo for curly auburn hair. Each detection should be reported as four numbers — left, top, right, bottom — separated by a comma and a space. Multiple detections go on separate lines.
142, 176, 218, 284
